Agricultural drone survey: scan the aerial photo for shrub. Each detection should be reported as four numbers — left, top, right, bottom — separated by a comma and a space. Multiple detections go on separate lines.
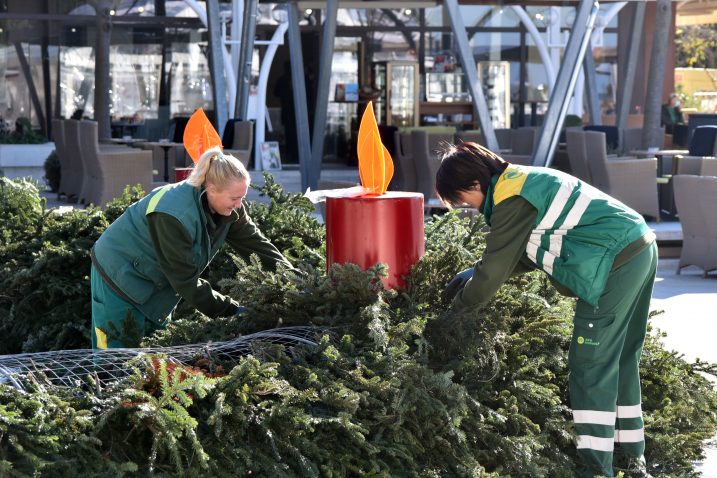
0, 117, 48, 144
43, 150, 61, 193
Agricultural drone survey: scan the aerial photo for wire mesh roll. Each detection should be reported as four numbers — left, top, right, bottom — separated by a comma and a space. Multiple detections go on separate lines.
0, 326, 322, 392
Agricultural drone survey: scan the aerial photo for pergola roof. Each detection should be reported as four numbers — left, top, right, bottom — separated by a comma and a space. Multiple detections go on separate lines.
676, 0, 717, 26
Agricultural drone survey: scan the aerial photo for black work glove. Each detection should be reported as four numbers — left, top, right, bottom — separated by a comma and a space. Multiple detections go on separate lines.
442, 268, 474, 303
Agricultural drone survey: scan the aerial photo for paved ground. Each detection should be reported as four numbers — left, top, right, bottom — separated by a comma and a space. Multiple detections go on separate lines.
649, 256, 717, 476
41, 168, 717, 475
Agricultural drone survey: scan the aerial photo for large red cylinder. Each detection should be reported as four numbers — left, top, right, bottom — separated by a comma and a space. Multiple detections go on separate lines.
175, 167, 193, 182
326, 192, 424, 289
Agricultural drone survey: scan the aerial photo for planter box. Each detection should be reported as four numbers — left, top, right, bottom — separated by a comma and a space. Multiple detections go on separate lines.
0, 143, 55, 185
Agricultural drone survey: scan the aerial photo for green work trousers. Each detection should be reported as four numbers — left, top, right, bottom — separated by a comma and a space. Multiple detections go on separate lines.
90, 265, 167, 349
568, 242, 658, 478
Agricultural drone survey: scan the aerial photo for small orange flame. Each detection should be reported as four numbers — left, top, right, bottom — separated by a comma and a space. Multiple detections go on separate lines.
183, 108, 224, 164
357, 102, 394, 195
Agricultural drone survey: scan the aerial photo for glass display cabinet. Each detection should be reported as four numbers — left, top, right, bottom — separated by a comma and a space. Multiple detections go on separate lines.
371, 61, 419, 127
421, 71, 474, 128
425, 72, 470, 103
477, 61, 511, 129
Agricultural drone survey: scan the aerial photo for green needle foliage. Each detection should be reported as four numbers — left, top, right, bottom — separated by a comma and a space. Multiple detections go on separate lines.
0, 177, 715, 477
0, 182, 144, 353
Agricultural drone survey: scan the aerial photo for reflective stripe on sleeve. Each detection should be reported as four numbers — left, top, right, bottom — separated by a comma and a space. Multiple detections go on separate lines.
573, 409, 617, 426
576, 434, 615, 452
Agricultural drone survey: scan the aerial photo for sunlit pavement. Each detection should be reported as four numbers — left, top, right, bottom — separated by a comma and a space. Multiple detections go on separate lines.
650, 256, 717, 476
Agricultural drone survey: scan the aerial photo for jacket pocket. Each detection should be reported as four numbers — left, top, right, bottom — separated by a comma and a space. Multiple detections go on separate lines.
115, 262, 155, 305
132, 257, 169, 290
569, 314, 615, 364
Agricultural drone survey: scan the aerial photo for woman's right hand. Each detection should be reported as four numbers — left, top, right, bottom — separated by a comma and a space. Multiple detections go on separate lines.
442, 268, 474, 302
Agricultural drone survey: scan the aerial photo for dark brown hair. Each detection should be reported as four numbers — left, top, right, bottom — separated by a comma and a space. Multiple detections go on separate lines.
435, 141, 510, 208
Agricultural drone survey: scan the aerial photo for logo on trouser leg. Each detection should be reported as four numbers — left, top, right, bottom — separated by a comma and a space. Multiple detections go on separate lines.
577, 336, 600, 346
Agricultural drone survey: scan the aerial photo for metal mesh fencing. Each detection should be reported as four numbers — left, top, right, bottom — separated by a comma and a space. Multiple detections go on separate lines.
0, 326, 322, 392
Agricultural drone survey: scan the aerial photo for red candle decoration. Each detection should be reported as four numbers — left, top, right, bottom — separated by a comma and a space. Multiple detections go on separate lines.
174, 167, 193, 182
325, 102, 425, 289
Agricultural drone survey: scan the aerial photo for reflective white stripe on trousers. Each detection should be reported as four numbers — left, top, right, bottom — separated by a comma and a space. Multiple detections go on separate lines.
576, 434, 615, 452
615, 428, 645, 443
573, 409, 616, 425
617, 404, 642, 418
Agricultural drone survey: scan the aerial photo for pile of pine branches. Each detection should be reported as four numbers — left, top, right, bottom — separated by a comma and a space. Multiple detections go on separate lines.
0, 176, 715, 477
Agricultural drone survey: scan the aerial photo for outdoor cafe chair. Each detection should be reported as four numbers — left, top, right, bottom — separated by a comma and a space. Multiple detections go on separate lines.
412, 130, 454, 201
393, 130, 416, 192
222, 119, 253, 168
673, 174, 717, 277
52, 119, 75, 201
583, 130, 660, 221
78, 120, 154, 208
60, 119, 85, 203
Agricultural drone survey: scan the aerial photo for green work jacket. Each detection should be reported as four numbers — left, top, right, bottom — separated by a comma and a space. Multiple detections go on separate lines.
453, 165, 651, 311
482, 165, 648, 306
92, 182, 289, 323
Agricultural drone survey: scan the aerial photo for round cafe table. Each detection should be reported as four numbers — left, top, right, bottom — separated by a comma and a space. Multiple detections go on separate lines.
143, 141, 184, 182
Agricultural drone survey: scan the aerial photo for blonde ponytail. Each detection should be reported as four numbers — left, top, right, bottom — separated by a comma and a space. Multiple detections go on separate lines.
186, 147, 249, 190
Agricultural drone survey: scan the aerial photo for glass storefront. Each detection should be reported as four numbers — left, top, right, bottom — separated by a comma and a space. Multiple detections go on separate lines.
0, 2, 620, 162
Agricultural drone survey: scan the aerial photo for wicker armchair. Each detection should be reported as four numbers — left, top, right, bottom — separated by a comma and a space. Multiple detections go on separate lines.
412, 130, 454, 200
52, 119, 76, 201
79, 120, 155, 208
455, 130, 484, 147
502, 127, 537, 166
620, 127, 665, 156
672, 126, 717, 176
137, 117, 190, 182
565, 130, 593, 184
222, 119, 253, 168
60, 119, 85, 202
583, 131, 660, 220
393, 131, 416, 192
673, 175, 717, 277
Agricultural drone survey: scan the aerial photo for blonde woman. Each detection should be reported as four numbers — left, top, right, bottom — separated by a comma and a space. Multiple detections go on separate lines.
90, 147, 291, 349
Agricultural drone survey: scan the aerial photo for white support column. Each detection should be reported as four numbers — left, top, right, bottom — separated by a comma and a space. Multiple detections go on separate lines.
231, 0, 243, 75
183, 0, 235, 123
253, 22, 288, 171
532, 0, 599, 168
510, 6, 557, 87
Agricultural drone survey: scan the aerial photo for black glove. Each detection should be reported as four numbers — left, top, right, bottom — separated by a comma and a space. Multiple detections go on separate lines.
442, 268, 474, 302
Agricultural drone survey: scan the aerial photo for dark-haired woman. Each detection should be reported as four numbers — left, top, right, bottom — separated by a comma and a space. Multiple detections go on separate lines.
90, 147, 291, 349
437, 142, 657, 478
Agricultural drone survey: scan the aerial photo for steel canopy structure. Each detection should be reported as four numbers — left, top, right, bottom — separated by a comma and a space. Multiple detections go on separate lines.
0, 0, 680, 189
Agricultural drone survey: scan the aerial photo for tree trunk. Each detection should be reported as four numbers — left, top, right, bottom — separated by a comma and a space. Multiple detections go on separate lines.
642, 0, 672, 149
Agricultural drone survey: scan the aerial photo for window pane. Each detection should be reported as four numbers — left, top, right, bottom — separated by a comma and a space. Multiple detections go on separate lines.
109, 44, 162, 121
60, 46, 96, 120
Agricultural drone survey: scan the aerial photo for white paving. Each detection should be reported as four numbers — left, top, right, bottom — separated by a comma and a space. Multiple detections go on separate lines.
650, 258, 717, 476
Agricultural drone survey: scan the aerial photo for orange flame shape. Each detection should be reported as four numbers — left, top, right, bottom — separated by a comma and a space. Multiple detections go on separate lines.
183, 108, 224, 164
357, 101, 394, 195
